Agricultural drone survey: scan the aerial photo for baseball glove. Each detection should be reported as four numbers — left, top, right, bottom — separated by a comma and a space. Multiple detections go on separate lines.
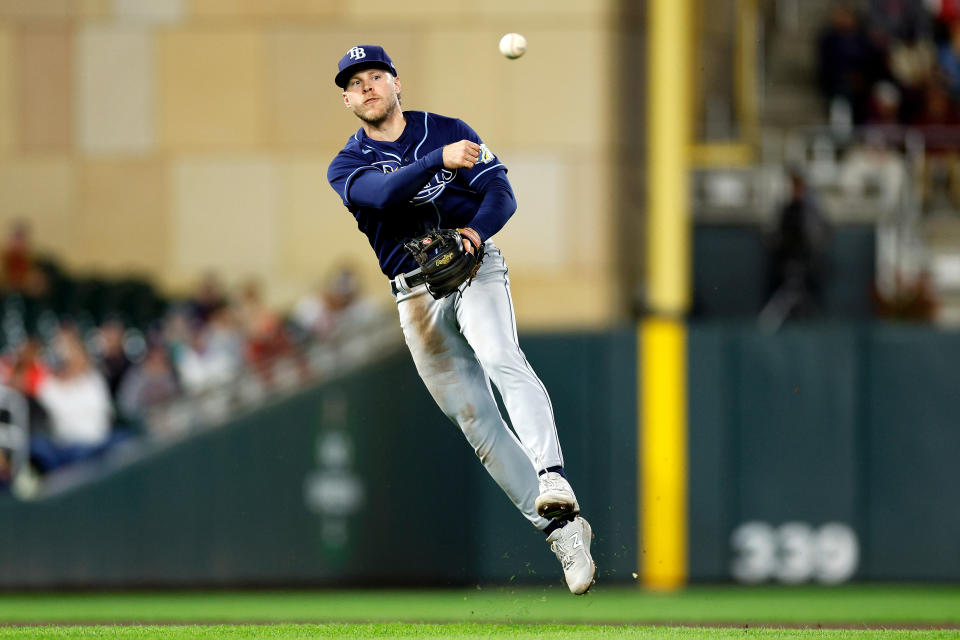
403, 228, 484, 299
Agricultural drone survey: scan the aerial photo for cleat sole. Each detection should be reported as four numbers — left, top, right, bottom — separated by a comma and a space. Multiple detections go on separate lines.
535, 498, 580, 519
538, 504, 580, 519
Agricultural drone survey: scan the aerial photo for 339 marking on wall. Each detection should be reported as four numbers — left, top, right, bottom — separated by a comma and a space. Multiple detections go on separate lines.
730, 521, 859, 584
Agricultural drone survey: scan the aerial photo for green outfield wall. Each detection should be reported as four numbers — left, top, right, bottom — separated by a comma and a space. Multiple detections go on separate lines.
0, 324, 958, 587
0, 331, 637, 588
688, 322, 960, 583
692, 224, 876, 319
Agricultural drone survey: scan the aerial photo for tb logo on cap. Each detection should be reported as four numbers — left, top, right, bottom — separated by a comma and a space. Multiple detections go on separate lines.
348, 46, 366, 60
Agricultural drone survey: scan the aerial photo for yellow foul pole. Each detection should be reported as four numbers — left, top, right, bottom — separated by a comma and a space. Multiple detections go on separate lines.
641, 0, 692, 591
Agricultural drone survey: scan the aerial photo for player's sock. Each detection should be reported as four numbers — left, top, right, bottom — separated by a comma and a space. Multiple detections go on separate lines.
542, 517, 572, 537
538, 465, 566, 479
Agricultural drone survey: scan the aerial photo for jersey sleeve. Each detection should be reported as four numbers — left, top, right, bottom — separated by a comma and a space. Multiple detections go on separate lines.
464, 174, 516, 242
327, 149, 376, 208
328, 146, 446, 210
453, 119, 508, 192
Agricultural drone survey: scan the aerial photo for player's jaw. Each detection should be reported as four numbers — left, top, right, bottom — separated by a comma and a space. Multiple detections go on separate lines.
354, 94, 398, 125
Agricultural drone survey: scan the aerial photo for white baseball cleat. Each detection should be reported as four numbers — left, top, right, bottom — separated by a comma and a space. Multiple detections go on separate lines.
535, 471, 580, 519
547, 516, 596, 595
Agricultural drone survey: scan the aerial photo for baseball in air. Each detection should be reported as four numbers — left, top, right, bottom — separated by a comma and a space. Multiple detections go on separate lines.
499, 33, 527, 59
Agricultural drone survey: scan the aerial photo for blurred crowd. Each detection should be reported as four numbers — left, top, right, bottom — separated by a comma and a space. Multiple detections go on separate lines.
0, 222, 380, 488
818, 0, 960, 127
812, 2, 957, 323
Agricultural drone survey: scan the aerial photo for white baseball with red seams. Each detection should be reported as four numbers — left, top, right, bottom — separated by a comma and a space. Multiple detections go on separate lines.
499, 33, 527, 59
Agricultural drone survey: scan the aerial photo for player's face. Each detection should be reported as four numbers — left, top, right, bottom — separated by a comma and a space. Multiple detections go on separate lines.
342, 69, 401, 125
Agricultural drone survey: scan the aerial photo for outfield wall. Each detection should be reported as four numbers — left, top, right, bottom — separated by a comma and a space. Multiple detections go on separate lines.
688, 323, 960, 583
1, 323, 958, 587
0, 331, 638, 588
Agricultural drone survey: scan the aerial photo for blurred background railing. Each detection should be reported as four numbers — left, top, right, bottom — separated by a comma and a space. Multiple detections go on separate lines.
5, 310, 401, 501
693, 124, 960, 327
0, 253, 398, 500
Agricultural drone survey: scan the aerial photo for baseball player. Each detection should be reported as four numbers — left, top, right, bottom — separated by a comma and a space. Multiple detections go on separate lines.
326, 45, 596, 594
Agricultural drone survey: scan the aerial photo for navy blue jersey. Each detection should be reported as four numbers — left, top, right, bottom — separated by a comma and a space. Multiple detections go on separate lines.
327, 110, 516, 278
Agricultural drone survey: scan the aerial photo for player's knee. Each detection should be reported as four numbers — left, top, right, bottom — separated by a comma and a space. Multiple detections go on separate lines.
474, 343, 524, 375
452, 407, 494, 453
450, 404, 479, 435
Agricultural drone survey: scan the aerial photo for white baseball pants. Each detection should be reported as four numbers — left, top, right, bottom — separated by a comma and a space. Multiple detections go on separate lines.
394, 241, 562, 530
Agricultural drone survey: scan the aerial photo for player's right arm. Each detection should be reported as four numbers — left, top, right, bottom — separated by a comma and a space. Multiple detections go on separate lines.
327, 141, 479, 210
327, 148, 442, 209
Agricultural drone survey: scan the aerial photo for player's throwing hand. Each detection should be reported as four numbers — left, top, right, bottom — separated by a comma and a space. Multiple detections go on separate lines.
442, 140, 481, 169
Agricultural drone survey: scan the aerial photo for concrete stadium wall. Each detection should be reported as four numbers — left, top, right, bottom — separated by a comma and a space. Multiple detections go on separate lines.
0, 0, 620, 327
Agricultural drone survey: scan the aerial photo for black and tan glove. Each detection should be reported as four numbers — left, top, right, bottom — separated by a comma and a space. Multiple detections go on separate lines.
402, 228, 484, 299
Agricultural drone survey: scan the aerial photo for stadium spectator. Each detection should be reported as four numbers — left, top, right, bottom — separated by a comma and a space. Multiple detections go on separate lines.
188, 271, 228, 326
0, 452, 10, 489
235, 279, 290, 374
29, 326, 116, 473
874, 270, 938, 319
761, 171, 833, 324
866, 80, 903, 124
162, 306, 194, 365
176, 315, 243, 395
930, 0, 960, 26
916, 80, 960, 125
887, 24, 936, 122
95, 318, 131, 400
1, 338, 52, 436
1, 220, 33, 293
0, 220, 48, 303
818, 5, 889, 124
839, 131, 909, 214
117, 339, 179, 420
207, 306, 245, 374
2, 337, 48, 398
936, 19, 960, 98
867, 0, 931, 42
291, 267, 379, 340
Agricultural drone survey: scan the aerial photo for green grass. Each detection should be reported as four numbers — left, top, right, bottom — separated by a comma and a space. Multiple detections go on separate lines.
0, 586, 957, 625
0, 626, 956, 640
0, 586, 957, 639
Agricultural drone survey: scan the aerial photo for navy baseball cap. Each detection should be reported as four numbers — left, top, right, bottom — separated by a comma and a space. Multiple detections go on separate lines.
335, 45, 397, 89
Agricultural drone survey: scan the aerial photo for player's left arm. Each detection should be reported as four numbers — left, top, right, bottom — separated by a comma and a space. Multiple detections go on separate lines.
452, 119, 516, 245
463, 175, 516, 244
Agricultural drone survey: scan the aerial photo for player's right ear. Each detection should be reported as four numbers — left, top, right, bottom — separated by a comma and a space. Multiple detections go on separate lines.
342, 93, 350, 108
